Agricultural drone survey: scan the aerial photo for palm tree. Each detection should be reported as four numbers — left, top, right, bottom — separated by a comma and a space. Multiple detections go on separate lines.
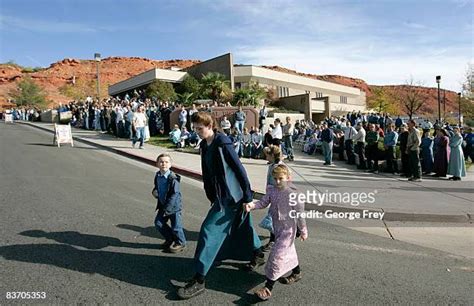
233, 88, 251, 106
247, 82, 266, 107
200, 72, 231, 102
233, 82, 266, 106
177, 92, 194, 107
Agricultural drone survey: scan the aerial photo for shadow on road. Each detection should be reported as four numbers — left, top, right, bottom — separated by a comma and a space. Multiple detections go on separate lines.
116, 224, 201, 242
0, 243, 264, 303
25, 143, 57, 147
391, 186, 474, 194
20, 230, 164, 250
25, 143, 101, 150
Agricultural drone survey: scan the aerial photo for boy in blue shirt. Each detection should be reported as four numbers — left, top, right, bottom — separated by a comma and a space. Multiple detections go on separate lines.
152, 153, 186, 253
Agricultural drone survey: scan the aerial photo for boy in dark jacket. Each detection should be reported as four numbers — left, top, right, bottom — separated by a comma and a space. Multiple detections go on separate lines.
152, 153, 186, 253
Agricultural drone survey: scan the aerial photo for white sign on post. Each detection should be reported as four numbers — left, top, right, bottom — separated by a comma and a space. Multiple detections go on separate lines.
5, 114, 13, 123
53, 123, 74, 147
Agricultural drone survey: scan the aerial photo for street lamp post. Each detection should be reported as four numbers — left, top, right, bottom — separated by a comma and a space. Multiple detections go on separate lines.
443, 89, 446, 122
94, 53, 101, 101
436, 76, 441, 123
458, 92, 462, 127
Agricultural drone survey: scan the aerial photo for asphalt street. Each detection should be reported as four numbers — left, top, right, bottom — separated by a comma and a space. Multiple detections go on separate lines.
1, 121, 472, 304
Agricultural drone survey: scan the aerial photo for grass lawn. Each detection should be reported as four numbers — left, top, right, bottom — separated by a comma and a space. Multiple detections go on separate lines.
147, 135, 177, 149
147, 135, 200, 154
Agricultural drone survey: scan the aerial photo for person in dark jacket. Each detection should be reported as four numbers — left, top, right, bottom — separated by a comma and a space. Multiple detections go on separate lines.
152, 153, 186, 253
177, 112, 263, 300
399, 124, 410, 177
320, 123, 334, 165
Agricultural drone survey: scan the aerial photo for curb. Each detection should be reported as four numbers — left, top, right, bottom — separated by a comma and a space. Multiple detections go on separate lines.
19, 121, 472, 224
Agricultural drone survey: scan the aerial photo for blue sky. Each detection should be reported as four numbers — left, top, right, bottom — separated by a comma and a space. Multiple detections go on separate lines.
0, 0, 472, 91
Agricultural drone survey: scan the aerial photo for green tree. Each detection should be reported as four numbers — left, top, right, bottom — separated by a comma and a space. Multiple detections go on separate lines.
200, 72, 231, 102
233, 82, 266, 106
177, 92, 195, 106
233, 87, 251, 106
10, 77, 47, 106
247, 82, 266, 106
146, 80, 177, 101
176, 75, 200, 97
368, 86, 400, 114
59, 78, 98, 100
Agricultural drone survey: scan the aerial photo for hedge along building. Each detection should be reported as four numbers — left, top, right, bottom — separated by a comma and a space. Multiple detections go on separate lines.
108, 53, 366, 122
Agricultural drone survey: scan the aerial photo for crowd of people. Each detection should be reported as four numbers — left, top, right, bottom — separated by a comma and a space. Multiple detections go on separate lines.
3, 95, 472, 182
288, 113, 472, 182
56, 93, 230, 149
0, 106, 42, 121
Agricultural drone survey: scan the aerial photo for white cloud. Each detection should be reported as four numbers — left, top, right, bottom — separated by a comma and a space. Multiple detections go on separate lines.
202, 0, 471, 91
235, 42, 470, 91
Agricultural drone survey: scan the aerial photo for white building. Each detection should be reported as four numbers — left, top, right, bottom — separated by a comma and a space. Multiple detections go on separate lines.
109, 53, 366, 121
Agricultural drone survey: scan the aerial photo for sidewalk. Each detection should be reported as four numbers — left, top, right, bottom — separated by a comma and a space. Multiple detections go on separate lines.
20, 121, 473, 222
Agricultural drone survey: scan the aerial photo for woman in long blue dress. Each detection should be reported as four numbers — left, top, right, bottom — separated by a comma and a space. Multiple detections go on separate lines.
420, 130, 434, 174
177, 112, 263, 300
447, 127, 466, 181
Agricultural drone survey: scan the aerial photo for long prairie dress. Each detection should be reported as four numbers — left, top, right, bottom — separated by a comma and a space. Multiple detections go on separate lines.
433, 136, 450, 177
447, 134, 466, 177
254, 185, 308, 281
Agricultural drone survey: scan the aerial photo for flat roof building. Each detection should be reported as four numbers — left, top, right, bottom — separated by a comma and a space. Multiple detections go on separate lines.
109, 53, 366, 121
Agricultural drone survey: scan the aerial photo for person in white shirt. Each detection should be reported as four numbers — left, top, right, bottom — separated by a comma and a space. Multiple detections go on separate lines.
220, 116, 231, 135
178, 106, 188, 129
344, 121, 357, 165
271, 118, 283, 146
131, 100, 139, 112
115, 106, 124, 138
421, 119, 433, 132
353, 123, 367, 169
132, 105, 148, 149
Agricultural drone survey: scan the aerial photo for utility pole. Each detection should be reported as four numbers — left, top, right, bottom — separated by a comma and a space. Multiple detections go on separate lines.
94, 53, 101, 101
436, 76, 441, 123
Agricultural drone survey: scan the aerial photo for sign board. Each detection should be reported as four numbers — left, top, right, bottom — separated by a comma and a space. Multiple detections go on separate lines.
53, 123, 74, 147
5, 113, 13, 123
59, 111, 72, 123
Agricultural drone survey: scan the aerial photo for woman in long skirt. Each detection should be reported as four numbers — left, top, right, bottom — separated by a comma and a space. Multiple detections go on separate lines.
420, 130, 434, 174
177, 112, 263, 300
447, 127, 466, 181
433, 129, 450, 177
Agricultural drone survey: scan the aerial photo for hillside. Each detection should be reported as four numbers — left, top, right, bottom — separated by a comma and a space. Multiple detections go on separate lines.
0, 57, 200, 105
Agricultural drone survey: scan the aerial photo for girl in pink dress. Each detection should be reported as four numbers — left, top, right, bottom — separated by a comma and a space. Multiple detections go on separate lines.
244, 164, 308, 301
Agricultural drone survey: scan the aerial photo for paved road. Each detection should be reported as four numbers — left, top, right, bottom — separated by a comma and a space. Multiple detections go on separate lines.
1, 122, 472, 304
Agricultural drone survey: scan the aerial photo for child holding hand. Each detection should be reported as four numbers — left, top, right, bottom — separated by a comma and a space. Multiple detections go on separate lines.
244, 164, 308, 301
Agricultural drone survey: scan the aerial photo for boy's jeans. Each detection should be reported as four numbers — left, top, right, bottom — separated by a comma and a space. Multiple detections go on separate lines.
283, 135, 294, 158
234, 120, 244, 134
321, 141, 333, 164
154, 210, 186, 245
133, 127, 145, 147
